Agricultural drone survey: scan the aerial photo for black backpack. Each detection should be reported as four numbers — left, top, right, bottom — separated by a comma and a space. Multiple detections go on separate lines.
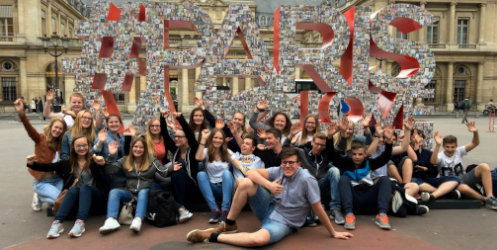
146, 189, 177, 227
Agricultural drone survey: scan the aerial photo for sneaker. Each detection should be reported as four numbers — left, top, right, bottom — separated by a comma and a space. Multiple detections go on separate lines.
68, 219, 85, 238
420, 192, 434, 202
391, 190, 403, 213
178, 208, 193, 223
330, 209, 345, 225
32, 193, 42, 212
404, 192, 418, 205
375, 214, 391, 230
186, 228, 217, 243
46, 220, 64, 239
129, 218, 142, 233
214, 221, 238, 234
485, 196, 497, 210
416, 205, 430, 215
305, 215, 317, 227
344, 214, 356, 230
220, 210, 229, 222
99, 218, 120, 234
208, 210, 220, 224
448, 189, 461, 199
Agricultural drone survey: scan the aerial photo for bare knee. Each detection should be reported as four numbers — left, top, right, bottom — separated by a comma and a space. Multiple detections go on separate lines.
405, 183, 419, 194
477, 163, 490, 172
247, 230, 271, 247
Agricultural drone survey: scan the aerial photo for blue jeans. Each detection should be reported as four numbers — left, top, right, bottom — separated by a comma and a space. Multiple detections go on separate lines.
339, 175, 391, 215
318, 166, 341, 210
197, 170, 234, 211
55, 184, 106, 222
248, 185, 294, 245
33, 176, 63, 204
106, 188, 149, 219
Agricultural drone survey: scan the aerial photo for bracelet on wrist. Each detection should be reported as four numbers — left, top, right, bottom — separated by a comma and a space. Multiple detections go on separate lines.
199, 143, 206, 146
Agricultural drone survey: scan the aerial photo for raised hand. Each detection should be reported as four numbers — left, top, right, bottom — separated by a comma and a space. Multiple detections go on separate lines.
466, 121, 478, 133
92, 154, 105, 165
26, 154, 36, 165
173, 162, 182, 171
46, 89, 55, 102
101, 108, 110, 119
161, 110, 170, 119
374, 122, 384, 137
62, 109, 76, 118
383, 124, 394, 144
361, 113, 372, 128
108, 140, 119, 155
327, 122, 338, 138
434, 131, 442, 145
92, 100, 101, 112
404, 116, 415, 131
257, 127, 267, 139
225, 137, 233, 143
172, 112, 182, 118
193, 96, 205, 109
290, 123, 301, 137
228, 120, 241, 136
268, 177, 283, 195
123, 125, 136, 137
14, 99, 24, 114
338, 117, 350, 137
256, 99, 268, 111
215, 118, 225, 129
201, 129, 211, 141
97, 128, 108, 143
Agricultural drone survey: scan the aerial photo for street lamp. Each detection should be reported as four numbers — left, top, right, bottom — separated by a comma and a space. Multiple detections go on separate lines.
40, 32, 70, 112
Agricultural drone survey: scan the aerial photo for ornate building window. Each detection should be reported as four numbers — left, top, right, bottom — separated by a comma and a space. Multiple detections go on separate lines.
1, 77, 16, 101
427, 17, 439, 44
457, 18, 469, 45
0, 5, 14, 41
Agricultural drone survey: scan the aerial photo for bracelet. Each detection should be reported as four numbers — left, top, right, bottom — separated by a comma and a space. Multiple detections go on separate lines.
199, 143, 205, 146
373, 134, 380, 138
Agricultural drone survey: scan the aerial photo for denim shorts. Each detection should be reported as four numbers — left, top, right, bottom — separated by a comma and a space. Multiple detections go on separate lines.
248, 185, 294, 244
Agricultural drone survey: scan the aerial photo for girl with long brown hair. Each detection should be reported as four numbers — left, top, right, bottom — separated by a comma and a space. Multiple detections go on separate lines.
26, 135, 110, 239
99, 135, 173, 234
61, 110, 96, 159
14, 99, 67, 212
195, 128, 245, 223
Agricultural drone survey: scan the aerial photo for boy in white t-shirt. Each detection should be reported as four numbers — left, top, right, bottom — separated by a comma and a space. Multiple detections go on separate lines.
231, 136, 265, 180
430, 121, 497, 210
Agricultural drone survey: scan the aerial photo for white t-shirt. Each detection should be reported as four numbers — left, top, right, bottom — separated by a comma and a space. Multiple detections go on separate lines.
62, 113, 74, 128
232, 152, 265, 179
203, 148, 235, 183
437, 146, 467, 177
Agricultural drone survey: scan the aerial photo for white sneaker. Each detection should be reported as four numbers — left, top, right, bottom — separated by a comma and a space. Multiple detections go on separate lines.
178, 208, 193, 223
99, 218, 120, 234
129, 217, 142, 233
32, 193, 42, 212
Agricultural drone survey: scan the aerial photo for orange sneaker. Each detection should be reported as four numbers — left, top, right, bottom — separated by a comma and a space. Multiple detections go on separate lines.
344, 214, 356, 230
375, 214, 391, 230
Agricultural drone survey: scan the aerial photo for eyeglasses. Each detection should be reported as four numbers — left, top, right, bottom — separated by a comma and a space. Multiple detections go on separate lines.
281, 161, 299, 166
174, 135, 186, 139
75, 144, 88, 149
81, 116, 92, 121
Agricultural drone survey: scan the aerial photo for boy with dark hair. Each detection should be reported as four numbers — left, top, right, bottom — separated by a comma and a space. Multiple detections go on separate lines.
299, 132, 344, 224
326, 122, 395, 230
430, 122, 497, 209
186, 147, 353, 246
254, 128, 283, 167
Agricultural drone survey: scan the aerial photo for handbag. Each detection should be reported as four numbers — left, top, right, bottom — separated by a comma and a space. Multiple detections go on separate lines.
118, 197, 136, 225
52, 178, 79, 214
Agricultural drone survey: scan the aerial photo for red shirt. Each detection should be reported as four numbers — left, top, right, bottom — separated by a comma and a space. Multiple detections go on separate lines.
154, 140, 166, 163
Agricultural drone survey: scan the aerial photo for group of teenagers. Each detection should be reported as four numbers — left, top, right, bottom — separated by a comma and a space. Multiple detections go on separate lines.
16, 89, 497, 247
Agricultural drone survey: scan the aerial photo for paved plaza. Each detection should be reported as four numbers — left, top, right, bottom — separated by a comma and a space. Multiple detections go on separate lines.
1, 115, 497, 249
